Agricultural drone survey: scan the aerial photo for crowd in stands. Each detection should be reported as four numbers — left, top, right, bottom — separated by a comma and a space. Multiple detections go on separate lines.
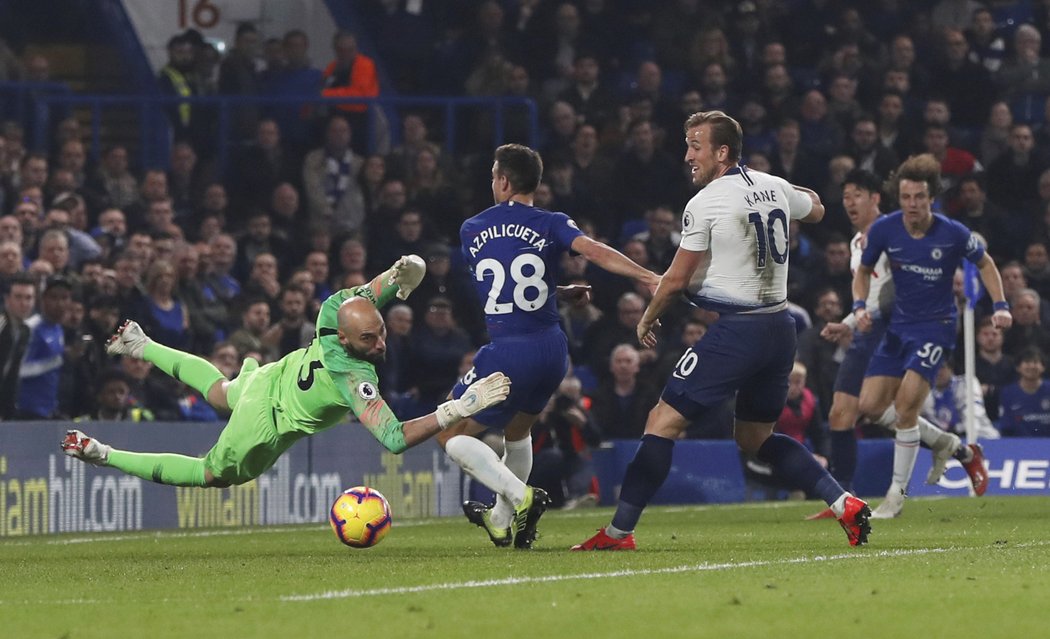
4, 2, 1050, 503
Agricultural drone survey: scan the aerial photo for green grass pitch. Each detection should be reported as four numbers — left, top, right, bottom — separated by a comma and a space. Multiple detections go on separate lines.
3, 496, 1048, 639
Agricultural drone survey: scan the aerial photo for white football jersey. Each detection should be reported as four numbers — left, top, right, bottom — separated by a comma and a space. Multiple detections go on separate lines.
850, 228, 895, 318
680, 166, 813, 313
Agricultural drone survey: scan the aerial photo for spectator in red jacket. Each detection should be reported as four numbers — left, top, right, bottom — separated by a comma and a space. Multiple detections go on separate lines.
322, 31, 379, 156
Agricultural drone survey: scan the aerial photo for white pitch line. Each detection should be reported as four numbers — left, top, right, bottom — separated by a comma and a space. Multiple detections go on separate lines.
280, 546, 960, 602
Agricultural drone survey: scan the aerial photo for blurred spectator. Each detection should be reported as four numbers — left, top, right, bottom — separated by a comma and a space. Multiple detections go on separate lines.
589, 344, 660, 440
139, 259, 189, 350
609, 118, 682, 239
559, 275, 601, 366
90, 207, 128, 259
302, 114, 366, 235
358, 154, 387, 216
923, 360, 999, 439
74, 369, 154, 422
229, 297, 273, 360
202, 233, 241, 303
405, 147, 460, 242
263, 29, 322, 150
0, 275, 34, 419
0, 240, 22, 287
261, 286, 313, 358
529, 374, 602, 509
409, 242, 483, 343
1022, 242, 1050, 301
770, 119, 824, 190
630, 206, 680, 273
798, 89, 844, 161
877, 90, 919, 161
236, 212, 291, 280
950, 175, 1008, 259
335, 236, 368, 284
998, 348, 1050, 437
797, 288, 847, 420
846, 115, 898, 181
995, 24, 1050, 102
805, 235, 852, 311
229, 119, 298, 211
582, 291, 650, 375
921, 123, 981, 191
304, 249, 332, 303
124, 169, 169, 230
987, 124, 1045, 214
930, 27, 995, 128
16, 152, 48, 193
85, 145, 137, 212
167, 142, 205, 222
55, 139, 87, 191
120, 355, 179, 420
242, 252, 281, 304
557, 51, 616, 133
1003, 288, 1050, 358
268, 182, 306, 254
321, 31, 380, 156
386, 113, 443, 184
966, 7, 1005, 73
379, 303, 413, 398
16, 275, 71, 419
408, 296, 472, 409
979, 101, 1013, 167
157, 33, 207, 153
37, 228, 73, 277
975, 315, 1016, 421
217, 23, 261, 142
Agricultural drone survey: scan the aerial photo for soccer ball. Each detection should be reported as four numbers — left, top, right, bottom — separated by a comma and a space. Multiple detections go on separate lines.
329, 486, 392, 548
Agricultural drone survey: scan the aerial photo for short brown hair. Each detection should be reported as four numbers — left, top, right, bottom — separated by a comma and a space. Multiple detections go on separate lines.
494, 144, 543, 194
684, 110, 742, 162
893, 153, 942, 198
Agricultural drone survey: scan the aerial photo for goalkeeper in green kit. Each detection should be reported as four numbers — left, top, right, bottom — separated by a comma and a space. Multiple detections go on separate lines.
61, 256, 511, 488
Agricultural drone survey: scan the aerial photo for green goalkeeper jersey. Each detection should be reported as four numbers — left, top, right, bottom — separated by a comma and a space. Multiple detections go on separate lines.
265, 282, 409, 452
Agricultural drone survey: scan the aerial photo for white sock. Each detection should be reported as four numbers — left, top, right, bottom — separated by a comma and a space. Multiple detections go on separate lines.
445, 435, 527, 508
892, 426, 921, 489
830, 492, 849, 517
916, 415, 956, 450
874, 405, 897, 429
491, 436, 533, 528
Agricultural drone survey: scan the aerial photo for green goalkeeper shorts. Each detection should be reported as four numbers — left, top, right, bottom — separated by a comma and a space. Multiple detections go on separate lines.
202, 364, 305, 485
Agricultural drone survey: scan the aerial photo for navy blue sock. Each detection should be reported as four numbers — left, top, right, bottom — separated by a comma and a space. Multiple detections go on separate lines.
757, 433, 844, 505
611, 434, 675, 532
829, 430, 857, 492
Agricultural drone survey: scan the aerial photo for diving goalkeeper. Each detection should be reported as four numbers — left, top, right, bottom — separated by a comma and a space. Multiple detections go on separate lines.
61, 256, 511, 487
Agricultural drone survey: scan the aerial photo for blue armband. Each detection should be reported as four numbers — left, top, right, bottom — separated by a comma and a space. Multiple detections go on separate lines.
852, 300, 867, 312
993, 301, 1010, 312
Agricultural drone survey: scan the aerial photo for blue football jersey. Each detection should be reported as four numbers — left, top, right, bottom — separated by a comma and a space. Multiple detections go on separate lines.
861, 211, 983, 326
998, 381, 1050, 437
460, 201, 584, 339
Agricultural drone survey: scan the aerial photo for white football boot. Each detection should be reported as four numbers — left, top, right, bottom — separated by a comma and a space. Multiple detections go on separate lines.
870, 486, 905, 519
105, 319, 150, 358
61, 430, 111, 466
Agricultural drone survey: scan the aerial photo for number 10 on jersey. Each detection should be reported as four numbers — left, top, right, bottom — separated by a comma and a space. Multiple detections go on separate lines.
747, 208, 788, 268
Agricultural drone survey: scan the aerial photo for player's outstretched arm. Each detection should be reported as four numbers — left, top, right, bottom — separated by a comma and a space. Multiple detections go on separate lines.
570, 235, 660, 294
343, 372, 512, 453
367, 254, 427, 306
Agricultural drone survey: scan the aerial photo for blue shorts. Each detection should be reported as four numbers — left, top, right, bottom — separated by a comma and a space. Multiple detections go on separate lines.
833, 315, 889, 397
865, 320, 956, 385
451, 325, 568, 429
662, 310, 796, 423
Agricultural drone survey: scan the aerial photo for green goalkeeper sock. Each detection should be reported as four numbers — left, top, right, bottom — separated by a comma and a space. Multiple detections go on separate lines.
143, 341, 226, 398
107, 449, 208, 487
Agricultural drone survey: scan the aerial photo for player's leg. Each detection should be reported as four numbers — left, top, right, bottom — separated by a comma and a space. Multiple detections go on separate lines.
572, 399, 688, 550
488, 411, 539, 528
107, 320, 230, 411
827, 392, 860, 489
61, 429, 221, 487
